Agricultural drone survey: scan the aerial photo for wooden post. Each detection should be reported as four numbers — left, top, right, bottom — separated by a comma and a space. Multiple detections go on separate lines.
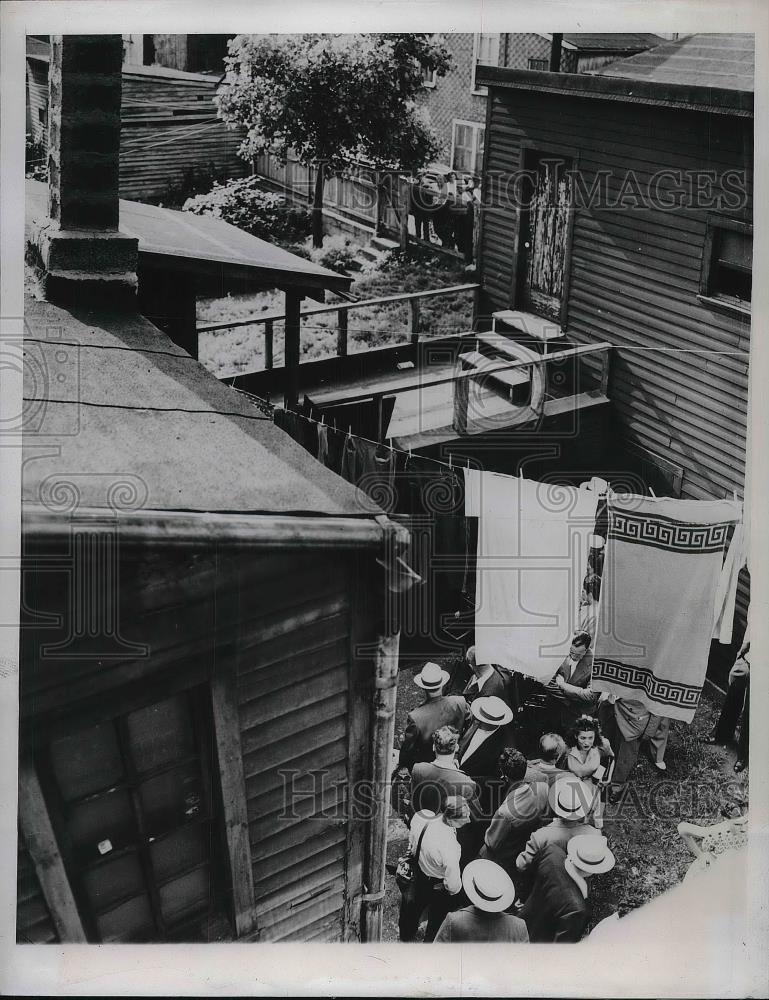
264, 319, 274, 370
18, 754, 88, 942
409, 298, 420, 344
337, 308, 349, 357
549, 33, 563, 72
211, 663, 259, 939
599, 346, 611, 396
284, 290, 302, 410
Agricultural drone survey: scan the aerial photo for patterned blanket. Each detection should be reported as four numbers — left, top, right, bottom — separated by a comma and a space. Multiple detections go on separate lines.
592, 495, 741, 722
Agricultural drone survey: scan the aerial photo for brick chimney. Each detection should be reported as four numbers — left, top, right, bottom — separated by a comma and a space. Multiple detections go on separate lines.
29, 35, 138, 305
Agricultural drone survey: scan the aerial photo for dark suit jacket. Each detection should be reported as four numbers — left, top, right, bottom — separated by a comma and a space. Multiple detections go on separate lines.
410, 760, 479, 814
548, 651, 599, 729
463, 667, 509, 706
397, 695, 469, 770
519, 844, 590, 943
456, 723, 516, 818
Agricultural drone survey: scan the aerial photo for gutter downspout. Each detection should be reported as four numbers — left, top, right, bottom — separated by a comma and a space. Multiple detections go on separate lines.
360, 514, 405, 942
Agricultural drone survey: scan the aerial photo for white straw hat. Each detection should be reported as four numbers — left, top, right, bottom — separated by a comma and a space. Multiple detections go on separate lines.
567, 834, 616, 874
462, 859, 516, 912
414, 661, 451, 691
470, 695, 514, 728
549, 775, 595, 821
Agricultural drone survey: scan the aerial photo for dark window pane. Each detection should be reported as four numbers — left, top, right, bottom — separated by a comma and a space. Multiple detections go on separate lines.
50, 722, 123, 801
159, 865, 211, 926
95, 893, 155, 942
718, 229, 752, 270
126, 695, 194, 774
81, 854, 144, 913
68, 789, 136, 860
139, 764, 205, 837
150, 824, 208, 884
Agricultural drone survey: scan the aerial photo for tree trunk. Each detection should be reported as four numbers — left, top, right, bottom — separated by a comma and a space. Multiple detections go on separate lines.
312, 160, 325, 248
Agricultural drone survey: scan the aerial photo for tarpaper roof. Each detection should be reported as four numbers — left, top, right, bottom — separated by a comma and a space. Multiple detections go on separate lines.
561, 33, 665, 52
594, 33, 754, 92
22, 296, 378, 518
26, 179, 351, 297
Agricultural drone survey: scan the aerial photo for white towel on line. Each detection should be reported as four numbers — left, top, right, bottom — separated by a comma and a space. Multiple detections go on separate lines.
465, 469, 599, 683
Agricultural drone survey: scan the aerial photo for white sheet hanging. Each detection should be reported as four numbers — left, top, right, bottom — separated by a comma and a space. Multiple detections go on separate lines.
466, 469, 599, 683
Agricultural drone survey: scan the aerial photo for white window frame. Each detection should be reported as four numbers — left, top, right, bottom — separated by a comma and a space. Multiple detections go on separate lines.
471, 32, 501, 95
450, 119, 486, 177
421, 64, 437, 88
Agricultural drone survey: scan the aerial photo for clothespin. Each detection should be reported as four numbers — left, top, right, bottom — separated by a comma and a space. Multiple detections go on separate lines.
348, 426, 352, 437
320, 412, 325, 425
448, 453, 453, 469
408, 443, 412, 458
649, 486, 657, 498
519, 467, 523, 480
466, 456, 470, 470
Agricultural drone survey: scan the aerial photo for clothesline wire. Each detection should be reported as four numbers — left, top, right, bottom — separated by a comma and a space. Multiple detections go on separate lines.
231, 385, 463, 475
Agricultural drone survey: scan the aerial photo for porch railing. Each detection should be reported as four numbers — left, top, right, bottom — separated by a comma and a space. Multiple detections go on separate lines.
197, 282, 480, 368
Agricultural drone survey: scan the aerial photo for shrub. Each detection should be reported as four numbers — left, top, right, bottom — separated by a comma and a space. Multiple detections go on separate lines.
309, 234, 359, 275
183, 176, 311, 245
161, 162, 226, 208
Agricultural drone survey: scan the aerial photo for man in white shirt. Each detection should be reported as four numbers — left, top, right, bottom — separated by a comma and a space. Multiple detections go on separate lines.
398, 797, 471, 942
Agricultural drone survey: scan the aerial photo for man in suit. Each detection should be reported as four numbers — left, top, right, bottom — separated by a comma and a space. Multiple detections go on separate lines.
516, 776, 595, 878
545, 631, 600, 731
479, 748, 549, 881
457, 696, 516, 834
434, 859, 529, 943
462, 646, 512, 707
519, 835, 615, 943
410, 726, 479, 815
397, 662, 470, 772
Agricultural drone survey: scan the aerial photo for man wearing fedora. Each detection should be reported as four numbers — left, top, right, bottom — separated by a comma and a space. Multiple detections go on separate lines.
519, 834, 616, 942
457, 696, 516, 811
410, 726, 479, 815
397, 662, 470, 772
434, 859, 529, 942
398, 796, 471, 942
516, 776, 595, 878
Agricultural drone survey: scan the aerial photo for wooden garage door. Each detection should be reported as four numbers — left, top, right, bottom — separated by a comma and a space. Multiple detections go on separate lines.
236, 556, 356, 942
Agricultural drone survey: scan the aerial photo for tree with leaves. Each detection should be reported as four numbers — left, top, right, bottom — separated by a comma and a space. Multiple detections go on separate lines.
216, 34, 452, 247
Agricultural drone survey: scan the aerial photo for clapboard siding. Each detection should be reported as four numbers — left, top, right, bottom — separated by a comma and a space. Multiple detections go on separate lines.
26, 58, 246, 202
235, 557, 356, 942
479, 86, 751, 631
17, 837, 58, 944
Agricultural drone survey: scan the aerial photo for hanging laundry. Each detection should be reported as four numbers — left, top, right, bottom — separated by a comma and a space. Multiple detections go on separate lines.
356, 440, 398, 512
592, 495, 741, 723
316, 420, 330, 468
711, 518, 747, 645
465, 469, 599, 683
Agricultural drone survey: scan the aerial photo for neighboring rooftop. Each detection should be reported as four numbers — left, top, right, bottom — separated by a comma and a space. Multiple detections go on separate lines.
594, 32, 754, 92
26, 178, 351, 298
22, 293, 377, 517
561, 33, 665, 52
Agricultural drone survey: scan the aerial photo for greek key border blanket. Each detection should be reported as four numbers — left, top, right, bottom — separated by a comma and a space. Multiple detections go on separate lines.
592, 495, 740, 723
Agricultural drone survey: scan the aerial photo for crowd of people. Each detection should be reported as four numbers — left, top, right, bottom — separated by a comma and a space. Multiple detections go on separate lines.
407, 170, 480, 265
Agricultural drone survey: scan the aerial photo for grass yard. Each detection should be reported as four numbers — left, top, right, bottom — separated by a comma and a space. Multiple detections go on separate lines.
197, 243, 475, 378
382, 658, 747, 942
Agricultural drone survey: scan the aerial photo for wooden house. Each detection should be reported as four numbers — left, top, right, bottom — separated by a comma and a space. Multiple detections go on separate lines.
474, 33, 753, 657
26, 37, 247, 203
18, 35, 404, 945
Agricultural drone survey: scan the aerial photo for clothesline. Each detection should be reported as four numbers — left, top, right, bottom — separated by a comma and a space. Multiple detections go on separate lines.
232, 385, 466, 475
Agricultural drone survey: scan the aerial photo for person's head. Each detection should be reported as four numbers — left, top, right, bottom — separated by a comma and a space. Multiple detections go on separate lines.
414, 661, 450, 698
568, 715, 602, 753
539, 732, 567, 763
567, 834, 616, 879
569, 631, 592, 659
462, 859, 516, 912
466, 645, 477, 671
433, 725, 459, 758
498, 747, 527, 784
549, 775, 594, 823
471, 695, 514, 731
442, 795, 471, 828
